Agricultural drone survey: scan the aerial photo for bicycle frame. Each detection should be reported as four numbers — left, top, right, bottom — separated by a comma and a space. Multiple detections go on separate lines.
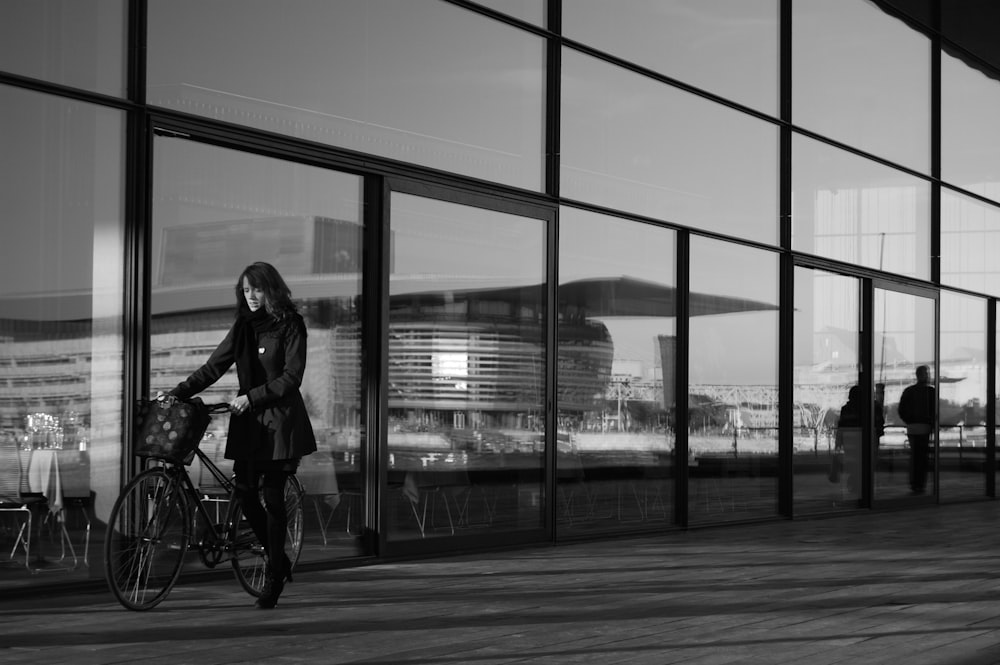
107, 399, 304, 610
166, 447, 245, 565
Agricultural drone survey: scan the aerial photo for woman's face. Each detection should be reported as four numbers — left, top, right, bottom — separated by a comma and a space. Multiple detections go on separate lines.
242, 277, 265, 312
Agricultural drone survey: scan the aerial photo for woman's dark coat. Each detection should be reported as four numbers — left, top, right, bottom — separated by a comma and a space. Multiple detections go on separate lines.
170, 312, 317, 461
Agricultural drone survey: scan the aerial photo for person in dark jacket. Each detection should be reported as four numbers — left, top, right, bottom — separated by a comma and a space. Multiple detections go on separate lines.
164, 261, 316, 608
897, 365, 935, 495
834, 386, 863, 494
833, 385, 886, 495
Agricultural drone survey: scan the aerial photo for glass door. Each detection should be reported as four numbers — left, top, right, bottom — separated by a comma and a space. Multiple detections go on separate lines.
793, 268, 939, 514
938, 292, 987, 502
383, 183, 551, 545
149, 133, 367, 565
793, 267, 862, 513
873, 284, 937, 503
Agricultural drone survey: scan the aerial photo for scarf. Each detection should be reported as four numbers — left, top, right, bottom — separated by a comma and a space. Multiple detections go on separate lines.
233, 309, 276, 393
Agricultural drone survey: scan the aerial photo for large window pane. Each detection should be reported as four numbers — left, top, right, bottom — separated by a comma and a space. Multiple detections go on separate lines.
939, 292, 987, 502
0, 85, 125, 586
387, 193, 546, 541
563, 0, 779, 115
875, 288, 936, 501
793, 0, 931, 173
557, 208, 675, 533
792, 134, 932, 280
688, 238, 779, 524
942, 49, 1000, 206
793, 268, 862, 513
941, 189, 1000, 297
0, 0, 126, 97
151, 137, 366, 564
147, 0, 544, 191
561, 49, 779, 245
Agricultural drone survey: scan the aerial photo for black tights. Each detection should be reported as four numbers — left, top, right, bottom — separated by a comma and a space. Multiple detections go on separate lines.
234, 460, 291, 575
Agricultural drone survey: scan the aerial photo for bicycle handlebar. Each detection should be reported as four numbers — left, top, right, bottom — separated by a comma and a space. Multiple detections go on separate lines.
155, 394, 233, 415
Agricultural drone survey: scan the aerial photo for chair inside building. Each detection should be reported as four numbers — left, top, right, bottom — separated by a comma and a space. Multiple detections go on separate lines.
0, 437, 46, 571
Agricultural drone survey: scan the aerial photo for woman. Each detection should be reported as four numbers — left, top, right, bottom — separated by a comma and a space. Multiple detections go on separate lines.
164, 261, 316, 608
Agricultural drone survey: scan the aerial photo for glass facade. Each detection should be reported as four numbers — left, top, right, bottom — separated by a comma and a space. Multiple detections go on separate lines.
5, 0, 1000, 594
793, 267, 861, 513
874, 287, 936, 501
0, 0, 127, 97
941, 188, 1000, 296
938, 291, 987, 502
146, 0, 545, 191
688, 237, 780, 523
792, 133, 932, 279
561, 48, 779, 245
0, 84, 126, 580
562, 0, 779, 115
793, 0, 931, 174
150, 137, 366, 562
385, 192, 547, 540
557, 208, 676, 532
942, 49, 1000, 205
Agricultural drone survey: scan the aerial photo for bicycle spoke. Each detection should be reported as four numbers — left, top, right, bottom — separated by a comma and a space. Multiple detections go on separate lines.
104, 468, 190, 611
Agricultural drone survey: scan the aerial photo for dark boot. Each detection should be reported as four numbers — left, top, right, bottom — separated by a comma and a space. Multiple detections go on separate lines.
255, 575, 284, 609
255, 554, 292, 609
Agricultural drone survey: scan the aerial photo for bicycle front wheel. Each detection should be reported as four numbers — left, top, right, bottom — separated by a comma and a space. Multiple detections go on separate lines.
104, 466, 191, 611
232, 474, 305, 596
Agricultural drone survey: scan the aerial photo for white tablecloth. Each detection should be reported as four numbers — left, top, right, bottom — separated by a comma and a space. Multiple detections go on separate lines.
27, 449, 63, 513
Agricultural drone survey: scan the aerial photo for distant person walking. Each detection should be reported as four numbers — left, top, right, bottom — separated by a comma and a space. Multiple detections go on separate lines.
897, 365, 934, 495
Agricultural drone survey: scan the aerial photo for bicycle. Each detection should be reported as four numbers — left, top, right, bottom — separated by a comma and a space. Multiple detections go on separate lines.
104, 401, 305, 611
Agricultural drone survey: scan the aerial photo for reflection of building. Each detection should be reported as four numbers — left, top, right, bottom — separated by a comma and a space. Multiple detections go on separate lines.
0, 326, 112, 432
149, 311, 361, 436
158, 216, 362, 288
388, 320, 543, 427
387, 292, 616, 433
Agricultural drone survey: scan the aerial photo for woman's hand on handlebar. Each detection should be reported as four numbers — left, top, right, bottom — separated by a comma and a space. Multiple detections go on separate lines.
155, 391, 176, 403
229, 394, 251, 415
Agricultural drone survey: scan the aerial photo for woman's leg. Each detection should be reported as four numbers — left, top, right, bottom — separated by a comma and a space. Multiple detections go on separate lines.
260, 468, 289, 577
233, 460, 270, 553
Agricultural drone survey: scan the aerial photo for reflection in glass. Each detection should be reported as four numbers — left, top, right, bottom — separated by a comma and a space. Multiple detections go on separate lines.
557, 208, 675, 532
147, 0, 544, 190
387, 193, 546, 540
938, 292, 987, 502
792, 0, 931, 173
793, 268, 862, 513
688, 237, 779, 523
0, 1, 127, 97
792, 134, 931, 279
562, 0, 779, 115
942, 49, 1000, 205
151, 138, 365, 562
874, 289, 935, 501
941, 189, 1000, 297
0, 85, 125, 584
560, 48, 779, 245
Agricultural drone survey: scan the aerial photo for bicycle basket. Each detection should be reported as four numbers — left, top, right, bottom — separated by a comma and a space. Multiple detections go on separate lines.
134, 397, 212, 464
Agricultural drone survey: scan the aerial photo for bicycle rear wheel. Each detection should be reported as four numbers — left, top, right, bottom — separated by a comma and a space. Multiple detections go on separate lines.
232, 474, 305, 596
105, 467, 191, 611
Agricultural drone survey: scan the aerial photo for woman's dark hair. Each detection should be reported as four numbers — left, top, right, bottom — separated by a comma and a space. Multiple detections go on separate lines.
234, 262, 297, 319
